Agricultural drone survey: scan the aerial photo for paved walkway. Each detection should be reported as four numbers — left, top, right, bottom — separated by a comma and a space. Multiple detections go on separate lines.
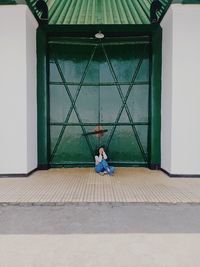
0, 168, 200, 203
1, 234, 200, 267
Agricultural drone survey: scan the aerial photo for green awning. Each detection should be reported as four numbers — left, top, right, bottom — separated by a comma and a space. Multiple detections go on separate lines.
2, 0, 200, 25
29, 0, 170, 25
1, 0, 173, 24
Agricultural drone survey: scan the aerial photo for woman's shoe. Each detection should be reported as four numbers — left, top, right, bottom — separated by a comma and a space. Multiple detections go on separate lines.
106, 168, 112, 176
107, 167, 115, 176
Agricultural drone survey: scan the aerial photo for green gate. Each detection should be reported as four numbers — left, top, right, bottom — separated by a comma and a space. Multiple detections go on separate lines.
48, 37, 150, 166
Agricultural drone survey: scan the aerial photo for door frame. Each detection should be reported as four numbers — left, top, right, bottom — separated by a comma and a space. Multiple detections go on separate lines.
37, 25, 162, 169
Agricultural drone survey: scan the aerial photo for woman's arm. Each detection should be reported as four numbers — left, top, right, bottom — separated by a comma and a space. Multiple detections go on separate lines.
102, 151, 107, 160
95, 155, 102, 165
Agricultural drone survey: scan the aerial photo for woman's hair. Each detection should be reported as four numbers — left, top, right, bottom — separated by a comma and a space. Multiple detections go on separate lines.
95, 146, 105, 155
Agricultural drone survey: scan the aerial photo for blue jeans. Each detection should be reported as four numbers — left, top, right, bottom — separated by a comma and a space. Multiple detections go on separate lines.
95, 160, 115, 175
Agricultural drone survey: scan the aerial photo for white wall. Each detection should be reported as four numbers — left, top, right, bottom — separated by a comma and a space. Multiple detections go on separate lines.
161, 4, 200, 175
26, 8, 38, 172
160, 7, 173, 174
0, 5, 38, 174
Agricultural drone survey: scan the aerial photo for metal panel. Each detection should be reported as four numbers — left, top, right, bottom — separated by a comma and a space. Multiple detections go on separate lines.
48, 37, 150, 166
37, 27, 49, 169
150, 28, 162, 168
0, 0, 16, 4
27, 0, 170, 24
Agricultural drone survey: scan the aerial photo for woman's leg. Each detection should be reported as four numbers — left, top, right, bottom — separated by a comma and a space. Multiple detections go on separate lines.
101, 160, 115, 175
101, 160, 109, 170
95, 162, 104, 173
109, 166, 115, 175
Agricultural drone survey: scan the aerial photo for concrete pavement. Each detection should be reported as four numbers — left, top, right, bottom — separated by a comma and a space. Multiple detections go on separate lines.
1, 168, 200, 266
1, 234, 200, 267
0, 168, 200, 203
0, 203, 200, 267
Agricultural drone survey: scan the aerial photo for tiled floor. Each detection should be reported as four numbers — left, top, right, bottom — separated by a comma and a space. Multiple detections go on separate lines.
0, 168, 200, 203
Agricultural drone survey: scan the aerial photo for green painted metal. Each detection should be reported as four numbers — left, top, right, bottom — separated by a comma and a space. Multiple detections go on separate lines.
3, 0, 200, 26
158, 0, 173, 23
172, 0, 200, 3
37, 27, 49, 168
150, 27, 162, 168
48, 37, 150, 166
27, 0, 170, 25
46, 24, 161, 36
0, 0, 15, 4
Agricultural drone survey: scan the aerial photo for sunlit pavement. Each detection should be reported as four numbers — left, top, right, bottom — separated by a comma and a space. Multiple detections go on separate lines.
1, 168, 200, 266
0, 234, 200, 267
0, 168, 200, 203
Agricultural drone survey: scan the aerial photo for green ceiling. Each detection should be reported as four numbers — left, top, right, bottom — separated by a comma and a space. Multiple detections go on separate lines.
1, 0, 199, 25
30, 0, 170, 24
0, 0, 172, 24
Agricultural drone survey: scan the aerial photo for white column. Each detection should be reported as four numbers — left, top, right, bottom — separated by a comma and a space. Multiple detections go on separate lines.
161, 4, 200, 175
0, 5, 38, 175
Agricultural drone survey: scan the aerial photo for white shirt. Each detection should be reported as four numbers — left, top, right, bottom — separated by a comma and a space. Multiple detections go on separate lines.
95, 151, 108, 165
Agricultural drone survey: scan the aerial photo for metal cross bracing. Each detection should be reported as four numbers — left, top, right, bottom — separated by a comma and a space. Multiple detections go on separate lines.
48, 38, 150, 166
49, 45, 97, 162
101, 44, 148, 163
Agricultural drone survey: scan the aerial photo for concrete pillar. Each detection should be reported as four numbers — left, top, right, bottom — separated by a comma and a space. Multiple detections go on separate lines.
161, 4, 200, 175
0, 5, 38, 175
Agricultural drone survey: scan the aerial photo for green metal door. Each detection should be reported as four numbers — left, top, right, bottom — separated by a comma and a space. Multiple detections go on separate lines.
48, 37, 150, 167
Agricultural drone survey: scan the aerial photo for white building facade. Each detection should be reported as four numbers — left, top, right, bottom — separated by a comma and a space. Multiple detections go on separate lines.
0, 3, 200, 176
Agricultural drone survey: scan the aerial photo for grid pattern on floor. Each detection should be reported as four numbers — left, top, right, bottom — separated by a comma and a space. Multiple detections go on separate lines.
0, 168, 200, 203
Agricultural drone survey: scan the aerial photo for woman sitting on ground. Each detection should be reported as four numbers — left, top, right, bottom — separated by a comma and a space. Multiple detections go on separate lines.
95, 147, 115, 176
